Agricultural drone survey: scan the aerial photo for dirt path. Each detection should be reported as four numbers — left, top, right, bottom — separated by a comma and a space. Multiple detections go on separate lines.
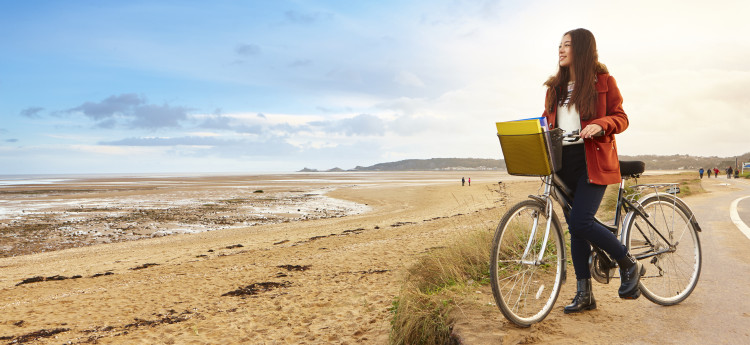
453, 177, 750, 344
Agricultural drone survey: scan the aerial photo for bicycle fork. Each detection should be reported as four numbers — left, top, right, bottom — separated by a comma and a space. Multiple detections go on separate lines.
521, 177, 555, 265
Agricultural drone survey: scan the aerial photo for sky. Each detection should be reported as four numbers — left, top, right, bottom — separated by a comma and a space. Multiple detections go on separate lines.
1, 0, 749, 174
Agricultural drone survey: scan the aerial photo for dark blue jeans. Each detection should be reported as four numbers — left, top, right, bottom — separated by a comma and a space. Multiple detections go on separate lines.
559, 144, 627, 280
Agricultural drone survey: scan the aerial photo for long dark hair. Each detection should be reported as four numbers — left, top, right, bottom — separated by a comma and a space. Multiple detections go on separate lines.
544, 28, 607, 120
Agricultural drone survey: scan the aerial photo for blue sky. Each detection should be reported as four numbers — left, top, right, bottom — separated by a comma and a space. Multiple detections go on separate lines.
1, 0, 749, 174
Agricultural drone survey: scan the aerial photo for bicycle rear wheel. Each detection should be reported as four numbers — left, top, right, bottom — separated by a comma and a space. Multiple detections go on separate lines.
490, 199, 564, 327
624, 194, 701, 305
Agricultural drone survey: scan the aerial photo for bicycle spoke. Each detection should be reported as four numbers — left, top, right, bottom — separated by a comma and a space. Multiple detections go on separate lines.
505, 268, 535, 314
666, 254, 689, 294
513, 270, 534, 313
497, 266, 534, 286
673, 218, 692, 244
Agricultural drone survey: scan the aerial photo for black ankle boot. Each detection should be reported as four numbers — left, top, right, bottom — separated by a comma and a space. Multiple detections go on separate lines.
617, 253, 644, 299
564, 279, 596, 314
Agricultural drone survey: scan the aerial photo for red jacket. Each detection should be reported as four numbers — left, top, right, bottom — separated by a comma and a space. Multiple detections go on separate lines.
542, 73, 629, 185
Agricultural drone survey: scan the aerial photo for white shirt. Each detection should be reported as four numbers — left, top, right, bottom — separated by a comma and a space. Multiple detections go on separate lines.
557, 81, 582, 146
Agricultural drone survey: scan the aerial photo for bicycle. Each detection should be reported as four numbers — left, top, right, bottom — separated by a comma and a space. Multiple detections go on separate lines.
489, 129, 703, 327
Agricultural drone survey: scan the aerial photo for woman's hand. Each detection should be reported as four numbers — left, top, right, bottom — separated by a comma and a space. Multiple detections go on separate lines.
580, 124, 604, 139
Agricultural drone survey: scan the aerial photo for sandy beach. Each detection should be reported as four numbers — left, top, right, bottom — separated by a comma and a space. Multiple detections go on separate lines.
4, 170, 739, 344
1, 171, 530, 344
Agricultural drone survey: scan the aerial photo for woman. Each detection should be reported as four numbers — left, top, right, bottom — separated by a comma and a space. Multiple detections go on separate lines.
541, 28, 643, 314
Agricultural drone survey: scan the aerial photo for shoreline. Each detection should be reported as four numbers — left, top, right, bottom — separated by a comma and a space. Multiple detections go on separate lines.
0, 169, 687, 186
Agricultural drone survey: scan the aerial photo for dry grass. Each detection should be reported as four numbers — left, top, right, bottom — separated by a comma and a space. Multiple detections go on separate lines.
389, 290, 456, 345
389, 227, 494, 345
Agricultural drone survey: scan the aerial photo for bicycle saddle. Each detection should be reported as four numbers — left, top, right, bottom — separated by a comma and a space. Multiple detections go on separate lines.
619, 161, 645, 178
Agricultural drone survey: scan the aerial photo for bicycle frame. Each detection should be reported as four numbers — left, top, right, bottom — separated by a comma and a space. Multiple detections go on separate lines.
543, 174, 694, 262
517, 172, 698, 287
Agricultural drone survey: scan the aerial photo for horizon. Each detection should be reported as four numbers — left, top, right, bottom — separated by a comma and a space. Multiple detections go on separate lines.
2, 1, 749, 175
4, 151, 743, 177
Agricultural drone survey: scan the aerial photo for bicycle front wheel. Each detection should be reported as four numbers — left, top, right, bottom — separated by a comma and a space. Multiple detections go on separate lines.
624, 194, 702, 305
490, 199, 564, 327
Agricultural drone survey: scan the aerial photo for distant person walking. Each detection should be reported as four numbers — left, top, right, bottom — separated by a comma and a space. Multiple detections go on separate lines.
714, 168, 720, 177
468, 177, 471, 186
462, 177, 465, 186
699, 168, 704, 179
707, 168, 712, 178
727, 166, 733, 179
735, 168, 740, 179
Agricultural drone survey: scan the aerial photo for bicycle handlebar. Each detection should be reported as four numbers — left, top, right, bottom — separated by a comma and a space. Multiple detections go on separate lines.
563, 129, 605, 142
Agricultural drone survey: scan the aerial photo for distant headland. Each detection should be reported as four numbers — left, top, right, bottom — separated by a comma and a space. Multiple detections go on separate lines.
299, 153, 750, 172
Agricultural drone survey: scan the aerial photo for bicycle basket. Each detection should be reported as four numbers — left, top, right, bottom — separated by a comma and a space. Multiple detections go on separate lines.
497, 128, 562, 176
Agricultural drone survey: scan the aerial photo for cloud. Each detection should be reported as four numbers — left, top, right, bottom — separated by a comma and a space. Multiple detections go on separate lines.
336, 114, 386, 136
70, 144, 164, 155
235, 44, 261, 56
93, 111, 394, 166
5, 139, 19, 143
199, 115, 233, 130
197, 114, 264, 134
70, 94, 144, 120
99, 135, 300, 157
20, 107, 45, 118
388, 113, 435, 135
309, 114, 386, 136
100, 136, 226, 146
194, 112, 390, 139
68, 93, 189, 129
236, 125, 265, 134
96, 118, 118, 129
130, 104, 189, 129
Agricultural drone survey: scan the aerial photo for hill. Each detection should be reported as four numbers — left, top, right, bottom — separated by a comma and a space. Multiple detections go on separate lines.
619, 153, 749, 170
300, 152, 750, 172
351, 158, 502, 171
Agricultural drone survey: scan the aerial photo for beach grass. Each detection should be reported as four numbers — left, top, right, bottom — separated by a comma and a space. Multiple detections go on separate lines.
389, 224, 494, 345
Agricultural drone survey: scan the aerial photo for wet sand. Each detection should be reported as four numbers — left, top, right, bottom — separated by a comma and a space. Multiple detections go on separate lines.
0, 174, 373, 258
